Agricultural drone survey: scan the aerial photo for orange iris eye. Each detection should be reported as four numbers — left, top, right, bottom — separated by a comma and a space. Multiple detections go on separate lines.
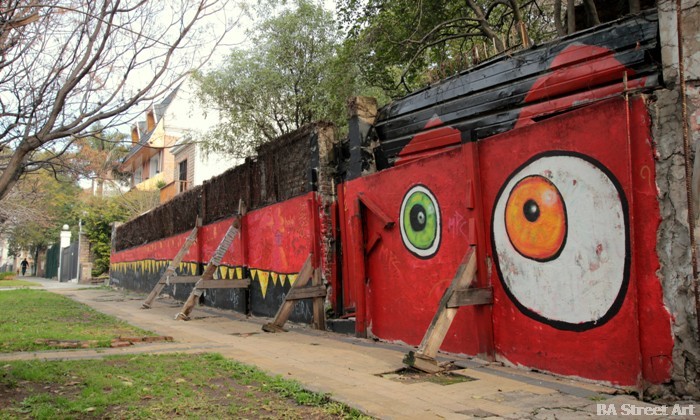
504, 175, 567, 261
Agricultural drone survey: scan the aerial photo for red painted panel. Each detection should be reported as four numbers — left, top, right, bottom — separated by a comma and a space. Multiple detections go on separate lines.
241, 193, 313, 273
524, 45, 635, 103
343, 147, 489, 354
111, 192, 315, 276
479, 97, 671, 386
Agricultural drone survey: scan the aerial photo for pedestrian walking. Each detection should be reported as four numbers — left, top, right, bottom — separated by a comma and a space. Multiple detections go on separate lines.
20, 259, 28, 276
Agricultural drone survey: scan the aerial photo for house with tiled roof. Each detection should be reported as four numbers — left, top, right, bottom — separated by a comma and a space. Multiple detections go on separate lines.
121, 77, 236, 203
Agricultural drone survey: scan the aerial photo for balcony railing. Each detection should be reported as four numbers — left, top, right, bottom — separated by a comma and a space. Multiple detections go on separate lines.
159, 180, 190, 204
134, 172, 165, 191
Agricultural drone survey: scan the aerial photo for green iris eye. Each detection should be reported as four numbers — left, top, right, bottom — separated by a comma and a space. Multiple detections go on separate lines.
400, 185, 441, 258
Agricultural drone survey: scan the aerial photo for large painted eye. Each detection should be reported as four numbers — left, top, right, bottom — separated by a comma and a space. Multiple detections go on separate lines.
492, 153, 629, 331
505, 175, 567, 261
400, 185, 441, 258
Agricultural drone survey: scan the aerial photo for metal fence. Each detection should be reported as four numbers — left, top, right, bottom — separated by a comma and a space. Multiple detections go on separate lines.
59, 241, 78, 282
45, 243, 60, 279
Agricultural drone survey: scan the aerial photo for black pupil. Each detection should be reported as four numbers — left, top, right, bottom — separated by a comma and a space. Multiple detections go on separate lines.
523, 199, 540, 222
410, 204, 427, 231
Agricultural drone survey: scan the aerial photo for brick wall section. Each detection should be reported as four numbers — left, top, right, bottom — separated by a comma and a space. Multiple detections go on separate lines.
115, 124, 325, 251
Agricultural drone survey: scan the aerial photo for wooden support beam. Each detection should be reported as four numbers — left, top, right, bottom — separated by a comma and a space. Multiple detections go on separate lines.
161, 275, 201, 284
198, 279, 250, 289
312, 268, 326, 331
404, 246, 478, 373
285, 284, 326, 300
142, 217, 201, 309
262, 255, 314, 332
446, 287, 493, 308
175, 215, 243, 320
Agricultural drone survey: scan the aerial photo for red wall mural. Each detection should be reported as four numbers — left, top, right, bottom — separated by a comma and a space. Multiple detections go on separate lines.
111, 15, 674, 387
339, 97, 673, 386
111, 193, 318, 319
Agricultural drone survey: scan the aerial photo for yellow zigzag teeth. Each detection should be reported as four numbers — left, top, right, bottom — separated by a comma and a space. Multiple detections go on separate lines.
110, 260, 303, 300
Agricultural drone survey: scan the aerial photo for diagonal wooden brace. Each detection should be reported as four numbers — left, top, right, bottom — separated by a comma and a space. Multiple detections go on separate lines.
262, 254, 325, 332
403, 246, 479, 373
175, 215, 241, 320
142, 217, 201, 309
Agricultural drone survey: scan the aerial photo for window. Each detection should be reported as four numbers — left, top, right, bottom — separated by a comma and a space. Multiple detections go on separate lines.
149, 152, 161, 178
178, 160, 188, 192
133, 166, 143, 185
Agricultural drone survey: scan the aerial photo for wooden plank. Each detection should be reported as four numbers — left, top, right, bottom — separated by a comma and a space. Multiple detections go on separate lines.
403, 351, 443, 374
311, 268, 326, 331
198, 279, 251, 289
358, 192, 394, 229
175, 279, 202, 321
200, 217, 241, 281
162, 275, 201, 284
285, 284, 327, 301
142, 217, 201, 309
176, 216, 242, 320
263, 255, 314, 332
409, 246, 478, 371
446, 287, 493, 308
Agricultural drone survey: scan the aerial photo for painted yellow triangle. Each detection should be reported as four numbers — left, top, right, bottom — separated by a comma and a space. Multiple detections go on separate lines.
279, 274, 287, 286
250, 269, 258, 281
259, 270, 270, 286
236, 267, 243, 279
271, 272, 279, 286
259, 271, 269, 299
221, 266, 229, 279
190, 263, 197, 275
287, 273, 298, 287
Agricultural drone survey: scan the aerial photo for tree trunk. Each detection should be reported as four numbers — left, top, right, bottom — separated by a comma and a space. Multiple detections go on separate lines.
0, 146, 30, 201
554, 0, 566, 36
567, 0, 576, 34
583, 0, 601, 26
630, 0, 641, 13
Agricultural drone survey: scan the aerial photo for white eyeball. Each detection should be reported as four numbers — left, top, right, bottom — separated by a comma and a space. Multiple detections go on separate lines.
491, 153, 629, 331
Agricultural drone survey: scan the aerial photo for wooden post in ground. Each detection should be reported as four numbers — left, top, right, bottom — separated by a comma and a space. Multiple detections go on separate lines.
142, 217, 202, 309
175, 215, 241, 320
403, 246, 487, 373
262, 254, 327, 332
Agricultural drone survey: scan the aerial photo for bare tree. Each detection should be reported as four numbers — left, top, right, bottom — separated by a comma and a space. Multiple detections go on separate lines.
0, 0, 239, 201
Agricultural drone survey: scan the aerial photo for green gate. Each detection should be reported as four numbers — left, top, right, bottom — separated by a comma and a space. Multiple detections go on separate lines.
45, 243, 59, 279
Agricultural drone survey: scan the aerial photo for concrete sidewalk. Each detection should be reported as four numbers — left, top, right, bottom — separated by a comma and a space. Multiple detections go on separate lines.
4, 284, 697, 419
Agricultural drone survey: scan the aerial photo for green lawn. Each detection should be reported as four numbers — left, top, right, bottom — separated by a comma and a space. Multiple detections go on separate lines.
0, 289, 153, 352
0, 353, 366, 419
0, 279, 40, 288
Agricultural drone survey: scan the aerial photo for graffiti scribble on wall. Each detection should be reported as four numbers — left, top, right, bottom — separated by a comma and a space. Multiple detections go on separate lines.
399, 184, 441, 258
491, 152, 629, 331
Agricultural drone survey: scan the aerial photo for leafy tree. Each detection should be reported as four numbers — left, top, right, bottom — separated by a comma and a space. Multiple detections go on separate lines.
195, 0, 382, 156
0, 0, 239, 202
4, 171, 81, 258
81, 196, 129, 276
73, 127, 130, 198
338, 0, 647, 96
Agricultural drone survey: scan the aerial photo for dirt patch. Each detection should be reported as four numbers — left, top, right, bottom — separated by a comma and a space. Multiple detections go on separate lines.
378, 366, 476, 385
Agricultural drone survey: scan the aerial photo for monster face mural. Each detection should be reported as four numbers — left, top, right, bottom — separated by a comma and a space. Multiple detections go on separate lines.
491, 152, 629, 331
400, 185, 441, 259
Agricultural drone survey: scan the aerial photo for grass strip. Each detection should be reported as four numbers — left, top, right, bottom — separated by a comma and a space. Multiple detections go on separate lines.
0, 279, 40, 288
0, 353, 369, 419
0, 289, 153, 352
